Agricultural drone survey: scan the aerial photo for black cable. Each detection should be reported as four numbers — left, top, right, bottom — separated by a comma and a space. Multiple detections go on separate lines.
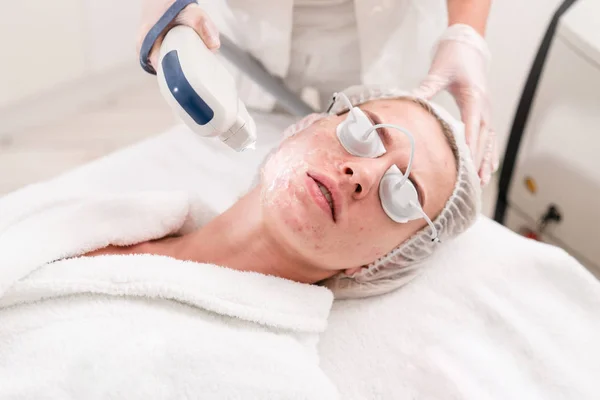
218, 35, 315, 117
494, 0, 579, 224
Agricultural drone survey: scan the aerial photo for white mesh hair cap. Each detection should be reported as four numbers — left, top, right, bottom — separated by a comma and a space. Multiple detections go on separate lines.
252, 84, 482, 299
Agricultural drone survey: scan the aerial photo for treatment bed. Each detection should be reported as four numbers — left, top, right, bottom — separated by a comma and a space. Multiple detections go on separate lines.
1, 111, 599, 399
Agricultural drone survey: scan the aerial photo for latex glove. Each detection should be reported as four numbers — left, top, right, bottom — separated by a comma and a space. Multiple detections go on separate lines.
137, 0, 220, 72
412, 24, 498, 186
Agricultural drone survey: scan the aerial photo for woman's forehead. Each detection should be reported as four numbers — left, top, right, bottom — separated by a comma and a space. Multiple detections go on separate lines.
333, 98, 423, 121
363, 100, 443, 140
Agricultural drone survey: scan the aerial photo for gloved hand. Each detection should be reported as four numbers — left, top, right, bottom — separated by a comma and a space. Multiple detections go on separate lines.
137, 0, 220, 72
412, 24, 498, 186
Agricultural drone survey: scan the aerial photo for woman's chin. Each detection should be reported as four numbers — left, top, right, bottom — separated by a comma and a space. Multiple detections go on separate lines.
273, 209, 323, 242
264, 207, 330, 251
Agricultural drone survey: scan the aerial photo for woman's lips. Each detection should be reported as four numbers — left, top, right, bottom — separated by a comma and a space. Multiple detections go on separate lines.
305, 174, 335, 222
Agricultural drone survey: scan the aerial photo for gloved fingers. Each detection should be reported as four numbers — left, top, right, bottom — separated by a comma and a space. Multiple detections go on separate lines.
458, 94, 483, 169
478, 127, 496, 186
480, 157, 492, 186
146, 3, 220, 70
148, 41, 163, 71
411, 73, 451, 101
480, 96, 498, 178
176, 3, 221, 50
476, 120, 489, 169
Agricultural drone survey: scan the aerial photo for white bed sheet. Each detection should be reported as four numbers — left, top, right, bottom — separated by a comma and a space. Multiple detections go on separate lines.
3, 113, 600, 399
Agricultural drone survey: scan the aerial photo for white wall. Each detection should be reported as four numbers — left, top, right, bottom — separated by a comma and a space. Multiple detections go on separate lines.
0, 0, 142, 110
0, 0, 86, 108
82, 0, 142, 74
485, 0, 564, 153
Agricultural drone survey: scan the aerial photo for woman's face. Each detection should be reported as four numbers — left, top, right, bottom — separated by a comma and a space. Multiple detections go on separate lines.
260, 98, 457, 272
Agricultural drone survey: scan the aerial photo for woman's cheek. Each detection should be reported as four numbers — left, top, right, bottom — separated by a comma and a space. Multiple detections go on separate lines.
338, 221, 388, 260
369, 245, 388, 260
262, 145, 307, 186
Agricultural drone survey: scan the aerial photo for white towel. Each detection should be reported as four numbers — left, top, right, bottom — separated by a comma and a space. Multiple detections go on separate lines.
0, 183, 338, 399
319, 217, 600, 399
0, 113, 292, 297
3, 116, 600, 399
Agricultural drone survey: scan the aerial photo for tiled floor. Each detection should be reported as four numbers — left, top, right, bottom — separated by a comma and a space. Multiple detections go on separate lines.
0, 75, 498, 216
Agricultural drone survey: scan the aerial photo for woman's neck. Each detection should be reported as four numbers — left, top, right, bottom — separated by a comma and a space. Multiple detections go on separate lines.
150, 189, 334, 284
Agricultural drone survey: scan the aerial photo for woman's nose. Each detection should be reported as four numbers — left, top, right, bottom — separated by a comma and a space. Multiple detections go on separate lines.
340, 160, 384, 200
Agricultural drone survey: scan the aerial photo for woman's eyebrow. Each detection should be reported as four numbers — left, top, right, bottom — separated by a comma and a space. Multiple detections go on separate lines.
362, 108, 380, 128
362, 109, 392, 141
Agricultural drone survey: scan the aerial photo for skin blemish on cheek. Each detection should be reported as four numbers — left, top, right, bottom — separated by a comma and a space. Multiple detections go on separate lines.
307, 225, 326, 240
371, 246, 387, 258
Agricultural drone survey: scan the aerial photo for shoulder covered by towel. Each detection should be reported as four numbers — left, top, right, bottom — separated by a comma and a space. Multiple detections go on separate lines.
0, 188, 338, 399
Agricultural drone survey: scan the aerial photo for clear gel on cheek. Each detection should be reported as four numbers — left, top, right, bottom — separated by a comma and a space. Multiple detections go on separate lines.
260, 137, 346, 224
261, 152, 308, 208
